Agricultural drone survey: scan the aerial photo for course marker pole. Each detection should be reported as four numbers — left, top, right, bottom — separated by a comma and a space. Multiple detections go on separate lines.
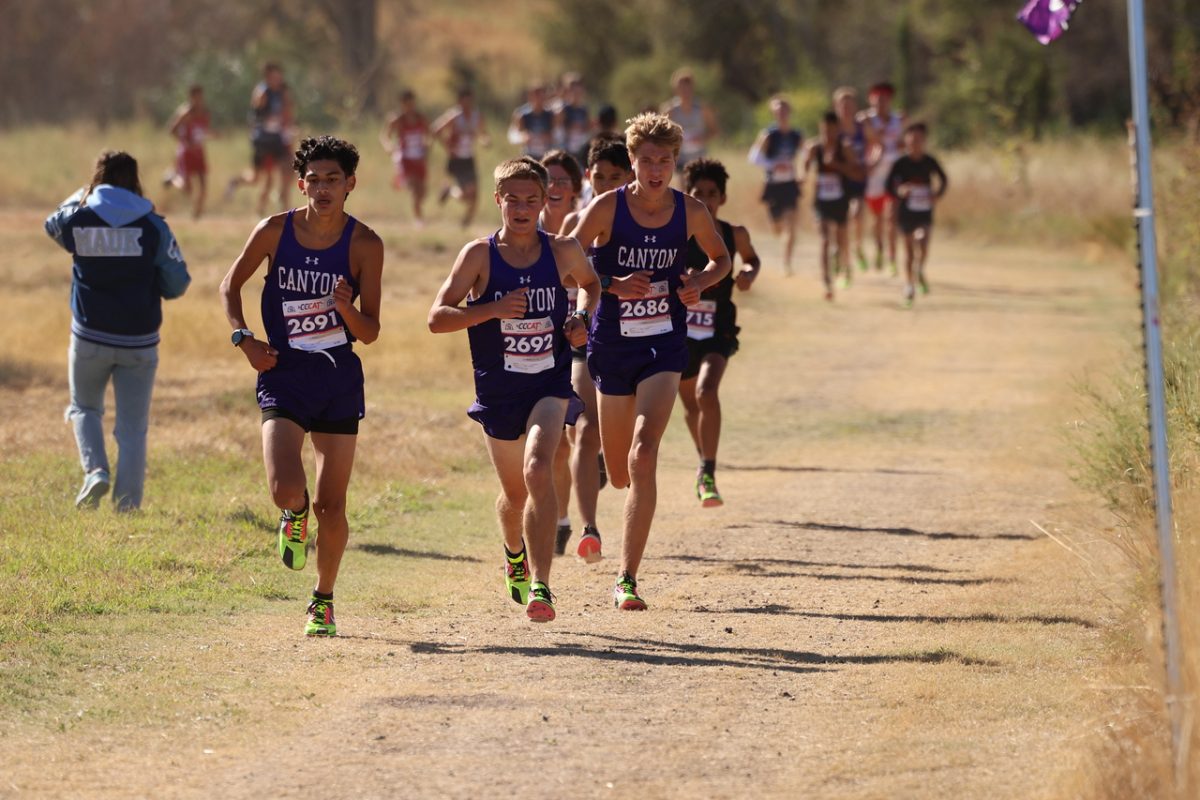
1126, 0, 1186, 787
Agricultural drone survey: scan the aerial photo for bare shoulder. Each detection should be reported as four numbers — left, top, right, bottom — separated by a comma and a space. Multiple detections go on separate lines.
549, 233, 585, 258
458, 236, 492, 264
681, 192, 710, 216
350, 219, 383, 247
350, 219, 384, 258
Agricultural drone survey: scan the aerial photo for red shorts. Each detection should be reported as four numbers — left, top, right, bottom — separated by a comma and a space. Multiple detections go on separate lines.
399, 157, 427, 183
176, 146, 207, 177
865, 194, 892, 217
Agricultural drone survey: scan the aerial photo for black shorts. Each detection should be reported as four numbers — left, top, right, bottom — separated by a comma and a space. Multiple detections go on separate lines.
252, 134, 289, 169
447, 157, 477, 189
845, 179, 867, 200
898, 209, 934, 234
761, 181, 800, 221
682, 330, 739, 380
815, 198, 850, 225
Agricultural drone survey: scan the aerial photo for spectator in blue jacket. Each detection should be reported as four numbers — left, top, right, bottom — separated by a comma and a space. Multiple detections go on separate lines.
45, 150, 191, 511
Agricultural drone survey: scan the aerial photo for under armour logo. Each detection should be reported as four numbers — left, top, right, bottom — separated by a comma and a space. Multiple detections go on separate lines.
644, 235, 657, 243
519, 276, 532, 285
305, 256, 319, 265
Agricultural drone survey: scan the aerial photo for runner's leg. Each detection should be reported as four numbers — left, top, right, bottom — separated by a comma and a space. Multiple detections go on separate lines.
310, 431, 357, 595
483, 434, 528, 556
620, 370, 680, 579
263, 417, 308, 513
521, 396, 569, 584
678, 374, 702, 455
597, 391, 636, 490
570, 359, 602, 529
694, 353, 728, 462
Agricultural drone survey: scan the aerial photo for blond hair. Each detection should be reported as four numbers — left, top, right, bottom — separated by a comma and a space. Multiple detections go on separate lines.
493, 156, 548, 194
624, 112, 683, 159
833, 86, 858, 103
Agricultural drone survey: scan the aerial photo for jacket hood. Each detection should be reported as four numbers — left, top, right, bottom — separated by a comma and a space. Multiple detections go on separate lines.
86, 184, 154, 227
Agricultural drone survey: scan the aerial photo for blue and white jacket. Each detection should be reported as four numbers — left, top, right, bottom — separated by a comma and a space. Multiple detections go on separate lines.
45, 185, 190, 348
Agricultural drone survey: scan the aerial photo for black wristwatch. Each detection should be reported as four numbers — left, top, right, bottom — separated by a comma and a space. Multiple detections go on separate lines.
599, 275, 613, 291
231, 328, 255, 347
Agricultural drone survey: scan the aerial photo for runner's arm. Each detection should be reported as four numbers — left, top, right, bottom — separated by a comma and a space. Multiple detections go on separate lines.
553, 237, 599, 347
748, 130, 769, 167
337, 227, 383, 345
732, 225, 761, 291
885, 161, 903, 198
379, 116, 398, 152
430, 110, 455, 150
553, 237, 600, 315
566, 192, 650, 300
932, 158, 949, 198
683, 196, 732, 293
429, 241, 524, 333
702, 103, 720, 144
168, 105, 188, 138
219, 217, 283, 371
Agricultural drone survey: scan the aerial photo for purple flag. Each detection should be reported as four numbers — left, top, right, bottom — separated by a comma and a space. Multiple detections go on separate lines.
1018, 0, 1083, 44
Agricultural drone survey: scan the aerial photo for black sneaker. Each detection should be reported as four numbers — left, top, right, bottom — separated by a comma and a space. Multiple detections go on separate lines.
555, 524, 572, 556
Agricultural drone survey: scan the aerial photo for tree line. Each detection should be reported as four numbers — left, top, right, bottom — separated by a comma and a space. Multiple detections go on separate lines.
3, 0, 1197, 144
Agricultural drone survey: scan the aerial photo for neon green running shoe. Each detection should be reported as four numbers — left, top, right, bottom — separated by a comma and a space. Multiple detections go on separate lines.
526, 581, 556, 623
305, 596, 336, 637
277, 493, 309, 571
695, 471, 724, 508
918, 275, 930, 295
505, 548, 531, 605
856, 250, 868, 272
613, 572, 647, 611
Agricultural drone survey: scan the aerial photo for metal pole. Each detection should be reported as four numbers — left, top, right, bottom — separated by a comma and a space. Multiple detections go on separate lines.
1126, 0, 1186, 786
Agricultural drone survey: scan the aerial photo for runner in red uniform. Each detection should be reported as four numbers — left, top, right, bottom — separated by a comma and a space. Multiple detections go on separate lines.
165, 85, 210, 219
381, 89, 430, 225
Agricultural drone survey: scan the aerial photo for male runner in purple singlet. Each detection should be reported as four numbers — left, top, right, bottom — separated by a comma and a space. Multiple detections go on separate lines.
429, 157, 599, 622
569, 113, 730, 610
220, 136, 384, 637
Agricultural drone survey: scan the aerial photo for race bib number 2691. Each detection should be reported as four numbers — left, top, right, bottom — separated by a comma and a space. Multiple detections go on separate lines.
283, 296, 348, 352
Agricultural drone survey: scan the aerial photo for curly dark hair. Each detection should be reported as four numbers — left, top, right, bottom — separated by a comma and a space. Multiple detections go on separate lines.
683, 157, 729, 195
292, 135, 360, 177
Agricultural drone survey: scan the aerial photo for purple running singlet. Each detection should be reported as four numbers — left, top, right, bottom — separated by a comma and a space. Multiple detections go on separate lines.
465, 231, 582, 440
587, 186, 690, 395
256, 210, 365, 432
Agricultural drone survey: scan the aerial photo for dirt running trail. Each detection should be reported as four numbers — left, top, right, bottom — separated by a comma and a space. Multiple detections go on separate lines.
4, 240, 1133, 799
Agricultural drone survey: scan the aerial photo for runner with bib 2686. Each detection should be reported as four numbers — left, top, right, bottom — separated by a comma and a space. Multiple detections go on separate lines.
569, 113, 730, 611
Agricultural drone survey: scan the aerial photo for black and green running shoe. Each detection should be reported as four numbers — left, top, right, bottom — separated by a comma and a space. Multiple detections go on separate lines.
505, 548, 531, 605
278, 495, 310, 571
